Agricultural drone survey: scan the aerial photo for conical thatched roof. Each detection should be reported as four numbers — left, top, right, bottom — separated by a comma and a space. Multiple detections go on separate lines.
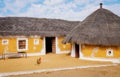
0, 17, 79, 37
63, 3, 120, 46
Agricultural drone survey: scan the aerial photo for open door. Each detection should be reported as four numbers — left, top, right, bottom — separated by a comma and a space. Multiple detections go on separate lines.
45, 37, 56, 54
75, 44, 79, 58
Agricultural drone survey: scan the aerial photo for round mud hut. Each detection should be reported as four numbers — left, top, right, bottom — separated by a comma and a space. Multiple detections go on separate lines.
63, 3, 120, 63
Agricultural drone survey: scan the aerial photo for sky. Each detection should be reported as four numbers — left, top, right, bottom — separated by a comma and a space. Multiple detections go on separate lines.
0, 0, 120, 21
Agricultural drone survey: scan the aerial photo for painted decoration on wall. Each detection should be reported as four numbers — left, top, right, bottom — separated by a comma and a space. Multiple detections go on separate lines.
34, 39, 39, 45
106, 48, 113, 56
2, 39, 9, 45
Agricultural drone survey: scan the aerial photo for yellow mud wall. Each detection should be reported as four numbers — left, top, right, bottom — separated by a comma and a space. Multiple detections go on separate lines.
7, 38, 17, 53
0, 38, 7, 54
0, 38, 4, 54
81, 44, 120, 58
26, 38, 43, 53
0, 38, 17, 53
0, 37, 43, 54
58, 37, 71, 51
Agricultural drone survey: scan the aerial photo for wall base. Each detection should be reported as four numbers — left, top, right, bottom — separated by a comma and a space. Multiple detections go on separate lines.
80, 57, 120, 63
56, 51, 70, 54
27, 52, 45, 56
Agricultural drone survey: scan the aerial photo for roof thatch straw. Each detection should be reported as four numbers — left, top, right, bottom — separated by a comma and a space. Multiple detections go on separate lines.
63, 4, 120, 46
0, 17, 79, 37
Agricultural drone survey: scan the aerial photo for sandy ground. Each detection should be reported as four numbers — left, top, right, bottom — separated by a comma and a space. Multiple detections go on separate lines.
0, 53, 115, 77
0, 53, 111, 73
6, 64, 120, 77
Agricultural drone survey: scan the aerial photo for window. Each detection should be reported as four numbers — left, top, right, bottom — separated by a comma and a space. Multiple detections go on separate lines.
18, 40, 26, 49
34, 39, 39, 45
2, 39, 9, 45
106, 48, 113, 56
17, 38, 28, 51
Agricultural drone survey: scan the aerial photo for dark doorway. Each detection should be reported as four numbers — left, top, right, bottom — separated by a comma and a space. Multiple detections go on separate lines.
75, 44, 79, 58
46, 37, 56, 54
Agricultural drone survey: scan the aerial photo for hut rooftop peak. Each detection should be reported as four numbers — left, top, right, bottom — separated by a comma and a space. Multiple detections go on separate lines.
100, 3, 103, 9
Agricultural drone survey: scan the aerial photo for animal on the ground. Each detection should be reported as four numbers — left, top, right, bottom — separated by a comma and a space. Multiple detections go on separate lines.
37, 57, 41, 64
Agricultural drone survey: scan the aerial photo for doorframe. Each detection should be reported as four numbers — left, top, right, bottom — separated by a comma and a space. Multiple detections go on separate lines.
45, 37, 56, 54
71, 43, 82, 58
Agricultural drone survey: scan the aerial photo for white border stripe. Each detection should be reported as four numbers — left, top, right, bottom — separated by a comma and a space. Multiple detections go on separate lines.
0, 64, 117, 77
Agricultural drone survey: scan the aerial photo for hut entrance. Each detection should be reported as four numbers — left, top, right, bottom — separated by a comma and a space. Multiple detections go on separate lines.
75, 44, 79, 58
45, 37, 56, 54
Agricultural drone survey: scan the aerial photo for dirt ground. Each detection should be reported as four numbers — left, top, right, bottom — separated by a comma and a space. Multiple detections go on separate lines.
6, 64, 120, 77
0, 53, 117, 77
0, 53, 111, 73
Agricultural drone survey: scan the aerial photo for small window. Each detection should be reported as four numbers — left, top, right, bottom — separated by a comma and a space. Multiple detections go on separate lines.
106, 48, 113, 56
2, 39, 9, 45
17, 38, 28, 51
18, 40, 26, 49
34, 39, 39, 45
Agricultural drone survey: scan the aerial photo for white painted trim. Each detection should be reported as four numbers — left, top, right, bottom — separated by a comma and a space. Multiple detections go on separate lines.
71, 44, 82, 58
56, 37, 60, 54
40, 37, 45, 55
106, 48, 113, 56
79, 44, 84, 58
71, 43, 75, 57
80, 57, 120, 63
56, 37, 70, 54
56, 51, 70, 54
44, 37, 46, 54
17, 38, 28, 52
27, 53, 44, 56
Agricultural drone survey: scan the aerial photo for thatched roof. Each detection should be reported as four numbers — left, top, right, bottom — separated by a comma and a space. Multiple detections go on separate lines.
0, 17, 79, 37
63, 3, 120, 46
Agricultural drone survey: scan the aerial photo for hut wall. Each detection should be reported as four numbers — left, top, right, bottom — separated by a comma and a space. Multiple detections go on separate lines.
81, 45, 120, 60
71, 43, 75, 57
26, 37, 45, 56
56, 37, 71, 54
0, 37, 45, 56
0, 38, 17, 54
26, 38, 43, 53
81, 44, 120, 58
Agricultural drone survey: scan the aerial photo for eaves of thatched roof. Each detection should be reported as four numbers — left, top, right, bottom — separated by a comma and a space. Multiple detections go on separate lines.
0, 17, 80, 37
63, 4, 120, 46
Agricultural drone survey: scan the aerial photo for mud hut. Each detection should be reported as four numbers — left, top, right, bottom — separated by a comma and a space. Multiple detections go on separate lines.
0, 17, 79, 57
63, 3, 120, 63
